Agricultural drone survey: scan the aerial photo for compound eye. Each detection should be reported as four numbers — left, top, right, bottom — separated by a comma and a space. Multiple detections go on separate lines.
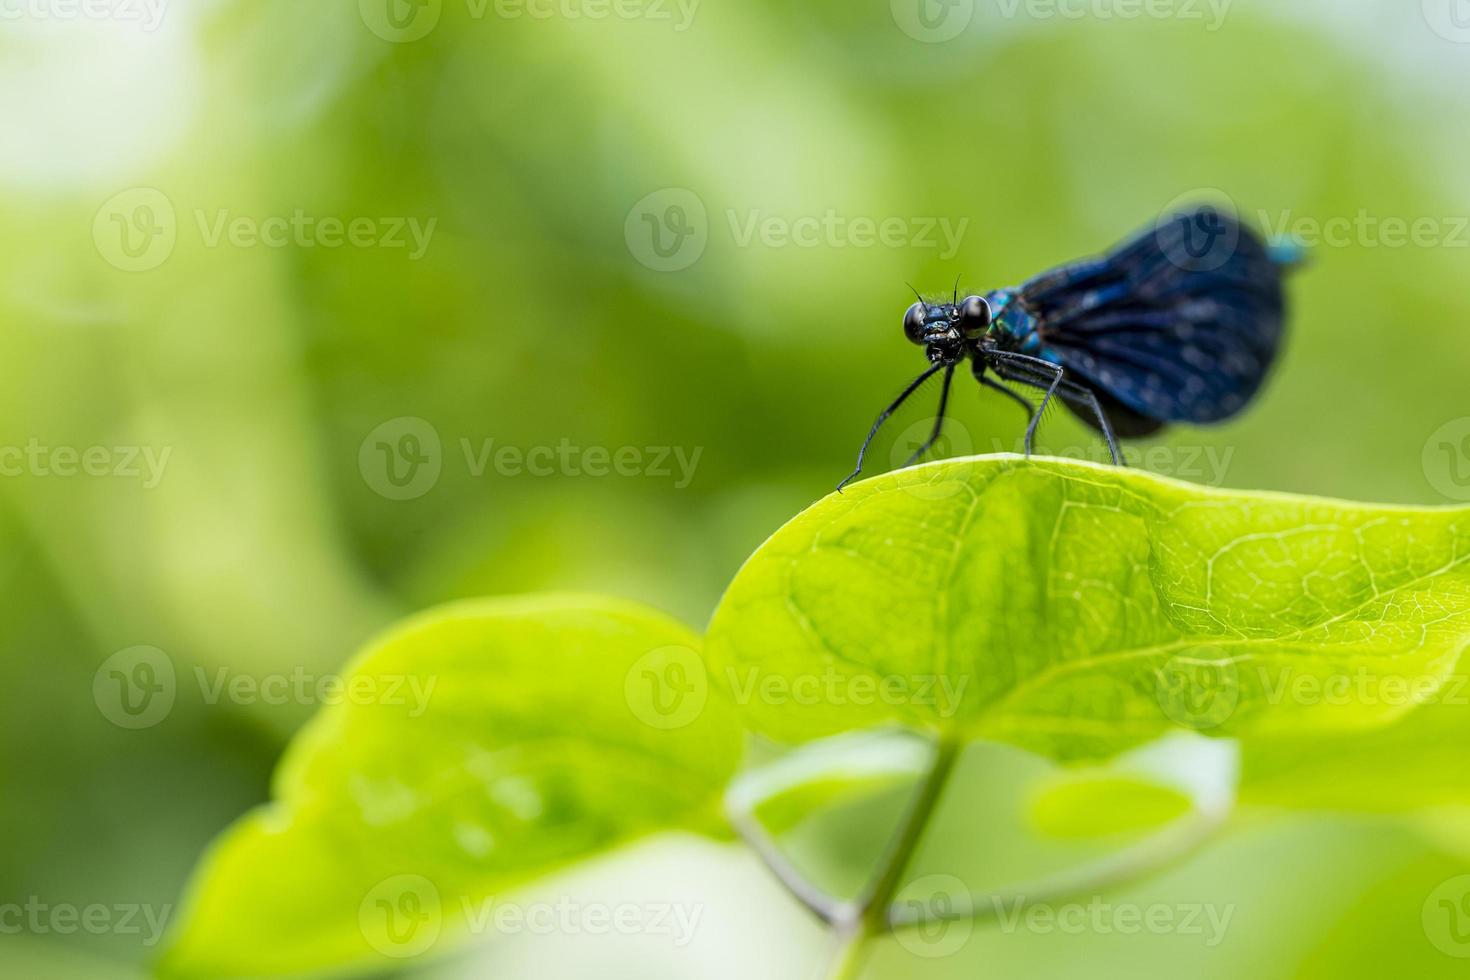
958, 295, 992, 338
902, 302, 928, 345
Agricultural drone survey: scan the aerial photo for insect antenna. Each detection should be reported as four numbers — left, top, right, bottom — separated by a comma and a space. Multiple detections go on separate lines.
906, 282, 927, 310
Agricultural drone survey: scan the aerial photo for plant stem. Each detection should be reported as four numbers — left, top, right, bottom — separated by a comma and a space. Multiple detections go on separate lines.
727, 803, 844, 925
824, 924, 873, 980
824, 733, 963, 980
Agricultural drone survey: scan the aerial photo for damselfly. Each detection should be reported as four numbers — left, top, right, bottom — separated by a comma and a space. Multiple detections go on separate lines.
839, 205, 1300, 491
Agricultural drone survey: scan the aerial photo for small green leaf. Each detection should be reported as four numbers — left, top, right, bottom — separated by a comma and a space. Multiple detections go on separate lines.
705, 456, 1470, 759
1028, 776, 1192, 838
159, 594, 739, 979
729, 729, 929, 837
1242, 669, 1470, 814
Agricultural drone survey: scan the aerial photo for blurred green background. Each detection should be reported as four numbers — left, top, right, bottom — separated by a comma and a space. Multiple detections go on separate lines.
3, 0, 1470, 976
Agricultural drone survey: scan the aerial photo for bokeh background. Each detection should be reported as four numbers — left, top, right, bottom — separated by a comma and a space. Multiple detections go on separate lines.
4, 0, 1470, 977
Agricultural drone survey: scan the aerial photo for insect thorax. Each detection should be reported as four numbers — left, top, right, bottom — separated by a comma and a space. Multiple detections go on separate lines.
985, 289, 1041, 354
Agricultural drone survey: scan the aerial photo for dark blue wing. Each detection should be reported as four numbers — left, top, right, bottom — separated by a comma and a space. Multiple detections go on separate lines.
1019, 206, 1290, 425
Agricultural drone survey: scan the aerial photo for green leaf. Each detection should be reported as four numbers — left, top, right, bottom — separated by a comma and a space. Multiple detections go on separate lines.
1294, 850, 1470, 978
1028, 776, 1192, 839
159, 594, 739, 979
705, 456, 1470, 759
1241, 668, 1470, 815
728, 729, 929, 837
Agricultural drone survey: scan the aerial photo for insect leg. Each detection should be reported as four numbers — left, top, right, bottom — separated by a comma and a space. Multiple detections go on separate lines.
990, 357, 1127, 468
837, 362, 946, 492
988, 352, 1064, 456
978, 374, 1036, 424
1055, 380, 1123, 466
903, 362, 958, 467
989, 364, 1057, 456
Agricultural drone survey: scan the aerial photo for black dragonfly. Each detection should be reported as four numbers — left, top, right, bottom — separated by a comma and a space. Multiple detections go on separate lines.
838, 205, 1300, 491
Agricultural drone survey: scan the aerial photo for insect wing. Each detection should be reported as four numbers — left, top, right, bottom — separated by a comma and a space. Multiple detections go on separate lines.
1019, 206, 1288, 424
